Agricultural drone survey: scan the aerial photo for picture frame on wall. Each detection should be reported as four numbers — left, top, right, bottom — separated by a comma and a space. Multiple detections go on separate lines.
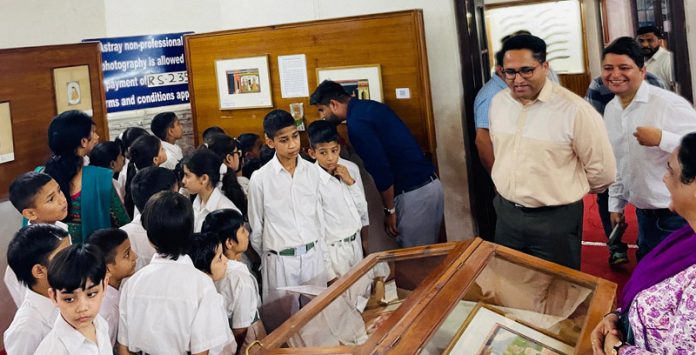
444, 303, 574, 355
0, 101, 15, 164
316, 64, 383, 103
215, 55, 273, 110
53, 65, 93, 114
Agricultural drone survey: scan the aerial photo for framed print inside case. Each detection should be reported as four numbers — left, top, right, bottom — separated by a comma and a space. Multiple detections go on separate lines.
215, 55, 273, 110
444, 303, 574, 355
0, 101, 15, 164
316, 64, 383, 102
53, 65, 93, 114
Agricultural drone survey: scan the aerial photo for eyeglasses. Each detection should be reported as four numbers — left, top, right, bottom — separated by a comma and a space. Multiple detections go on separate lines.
503, 65, 540, 80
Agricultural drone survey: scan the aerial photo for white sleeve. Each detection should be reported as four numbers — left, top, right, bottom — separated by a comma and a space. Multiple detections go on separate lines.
348, 169, 369, 226
4, 320, 44, 355
191, 289, 235, 354
230, 280, 259, 329
117, 285, 129, 347
658, 101, 696, 154
248, 173, 264, 254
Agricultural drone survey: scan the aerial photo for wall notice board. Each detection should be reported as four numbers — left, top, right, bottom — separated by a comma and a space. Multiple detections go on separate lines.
184, 10, 436, 159
0, 43, 108, 200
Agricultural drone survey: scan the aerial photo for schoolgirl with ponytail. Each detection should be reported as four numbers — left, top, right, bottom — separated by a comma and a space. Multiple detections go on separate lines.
207, 134, 248, 216
123, 135, 167, 218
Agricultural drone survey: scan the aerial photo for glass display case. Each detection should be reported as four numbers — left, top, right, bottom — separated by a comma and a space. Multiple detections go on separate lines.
248, 238, 617, 354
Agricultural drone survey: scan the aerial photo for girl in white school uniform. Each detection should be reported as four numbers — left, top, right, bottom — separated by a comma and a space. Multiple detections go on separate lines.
202, 209, 267, 353
182, 148, 241, 232
207, 134, 249, 215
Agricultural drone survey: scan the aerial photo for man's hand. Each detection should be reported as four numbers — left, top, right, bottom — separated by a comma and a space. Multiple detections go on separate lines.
334, 164, 355, 185
634, 126, 662, 146
591, 312, 622, 355
384, 213, 398, 238
610, 212, 624, 229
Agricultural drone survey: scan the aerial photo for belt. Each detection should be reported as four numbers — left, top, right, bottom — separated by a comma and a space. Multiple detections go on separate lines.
637, 208, 674, 217
269, 241, 316, 256
502, 196, 571, 213
396, 173, 438, 196
330, 233, 357, 246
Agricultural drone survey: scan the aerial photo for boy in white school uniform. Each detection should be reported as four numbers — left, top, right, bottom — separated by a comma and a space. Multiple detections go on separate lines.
151, 111, 184, 170
3, 224, 71, 355
307, 120, 369, 281
248, 109, 328, 331
117, 191, 234, 354
35, 244, 112, 355
5, 172, 70, 307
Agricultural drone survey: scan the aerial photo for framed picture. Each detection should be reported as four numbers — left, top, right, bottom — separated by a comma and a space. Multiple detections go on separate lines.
444, 303, 574, 355
316, 65, 383, 102
53, 65, 93, 114
215, 55, 273, 110
0, 102, 15, 164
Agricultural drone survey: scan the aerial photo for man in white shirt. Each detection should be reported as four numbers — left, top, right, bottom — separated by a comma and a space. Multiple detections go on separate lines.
637, 26, 674, 89
248, 110, 328, 331
602, 37, 696, 260
151, 111, 184, 170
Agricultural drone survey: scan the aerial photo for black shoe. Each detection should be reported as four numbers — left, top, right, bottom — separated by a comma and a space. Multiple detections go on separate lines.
609, 251, 629, 266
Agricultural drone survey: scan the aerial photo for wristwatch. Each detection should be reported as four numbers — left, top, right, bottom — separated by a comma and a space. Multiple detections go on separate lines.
611, 340, 625, 355
383, 207, 396, 216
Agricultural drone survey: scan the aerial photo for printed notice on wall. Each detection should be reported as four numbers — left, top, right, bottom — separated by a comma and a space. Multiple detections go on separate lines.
278, 54, 309, 98
83, 32, 193, 113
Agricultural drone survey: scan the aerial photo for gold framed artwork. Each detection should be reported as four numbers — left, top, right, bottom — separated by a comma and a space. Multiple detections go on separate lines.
444, 303, 574, 355
215, 55, 273, 110
316, 64, 383, 102
53, 65, 93, 114
0, 101, 15, 164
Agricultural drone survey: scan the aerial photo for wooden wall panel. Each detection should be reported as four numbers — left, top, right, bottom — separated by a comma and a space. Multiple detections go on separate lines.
559, 73, 592, 97
185, 10, 436, 160
0, 43, 108, 201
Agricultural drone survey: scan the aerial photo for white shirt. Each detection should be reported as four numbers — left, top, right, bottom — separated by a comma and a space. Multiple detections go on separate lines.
3, 289, 59, 355
605, 81, 696, 212
118, 254, 233, 354
98, 285, 120, 347
316, 158, 368, 243
120, 215, 155, 271
215, 259, 261, 329
117, 158, 129, 199
34, 314, 112, 355
193, 187, 241, 232
159, 140, 183, 170
645, 46, 673, 86
248, 154, 323, 253
5, 220, 68, 307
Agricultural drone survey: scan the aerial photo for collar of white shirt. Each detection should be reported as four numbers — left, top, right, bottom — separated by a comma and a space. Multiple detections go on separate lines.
151, 253, 195, 266
194, 187, 224, 213
315, 162, 338, 184
26, 289, 58, 324
648, 46, 669, 63
161, 140, 181, 153
270, 154, 307, 175
52, 314, 107, 353
506, 78, 554, 105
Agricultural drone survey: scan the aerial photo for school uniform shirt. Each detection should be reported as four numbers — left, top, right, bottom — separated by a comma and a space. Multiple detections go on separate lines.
159, 140, 183, 170
120, 214, 155, 271
193, 187, 241, 232
117, 158, 129, 200
34, 314, 112, 355
215, 259, 261, 329
4, 220, 68, 307
118, 254, 234, 354
98, 284, 120, 347
3, 289, 59, 355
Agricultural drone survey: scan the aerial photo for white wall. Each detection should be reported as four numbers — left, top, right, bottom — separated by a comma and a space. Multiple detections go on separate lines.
685, 0, 696, 103
603, 0, 635, 41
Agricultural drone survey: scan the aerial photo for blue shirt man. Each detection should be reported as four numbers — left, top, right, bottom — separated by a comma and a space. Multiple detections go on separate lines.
473, 50, 507, 174
310, 81, 444, 248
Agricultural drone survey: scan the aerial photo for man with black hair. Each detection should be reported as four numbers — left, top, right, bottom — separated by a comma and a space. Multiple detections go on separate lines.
602, 36, 696, 260
637, 26, 673, 88
489, 34, 616, 270
310, 81, 444, 248
150, 111, 183, 170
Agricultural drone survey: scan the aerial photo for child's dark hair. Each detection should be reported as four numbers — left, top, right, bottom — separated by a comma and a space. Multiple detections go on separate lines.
115, 127, 150, 156
9, 172, 54, 212
602, 36, 645, 68
202, 209, 246, 246
207, 135, 248, 216
310, 81, 351, 106
89, 141, 122, 169
142, 191, 193, 259
131, 166, 178, 211
242, 158, 262, 179
202, 126, 225, 146
260, 145, 275, 165
238, 133, 260, 156
48, 244, 106, 293
125, 135, 162, 217
678, 132, 696, 185
7, 224, 69, 287
150, 112, 178, 141
307, 120, 339, 148
181, 149, 221, 189
87, 228, 128, 264
44, 110, 95, 220
263, 109, 295, 139
188, 232, 222, 274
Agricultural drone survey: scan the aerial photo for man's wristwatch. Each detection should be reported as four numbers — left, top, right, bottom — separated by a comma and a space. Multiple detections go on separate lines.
611, 340, 625, 355
383, 207, 396, 216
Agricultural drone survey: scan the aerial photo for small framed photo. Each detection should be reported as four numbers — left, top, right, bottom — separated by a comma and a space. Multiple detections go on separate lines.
0, 101, 15, 164
215, 55, 273, 110
444, 303, 574, 355
316, 64, 383, 102
53, 65, 93, 114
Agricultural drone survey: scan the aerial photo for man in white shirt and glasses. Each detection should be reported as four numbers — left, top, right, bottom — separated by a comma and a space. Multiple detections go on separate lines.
602, 36, 696, 261
489, 34, 616, 270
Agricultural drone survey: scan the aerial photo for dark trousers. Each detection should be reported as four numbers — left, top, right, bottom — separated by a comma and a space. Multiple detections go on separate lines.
597, 191, 628, 253
493, 195, 583, 270
635, 208, 686, 260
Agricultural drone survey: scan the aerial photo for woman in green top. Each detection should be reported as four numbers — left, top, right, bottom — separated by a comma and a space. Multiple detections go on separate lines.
43, 110, 130, 243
